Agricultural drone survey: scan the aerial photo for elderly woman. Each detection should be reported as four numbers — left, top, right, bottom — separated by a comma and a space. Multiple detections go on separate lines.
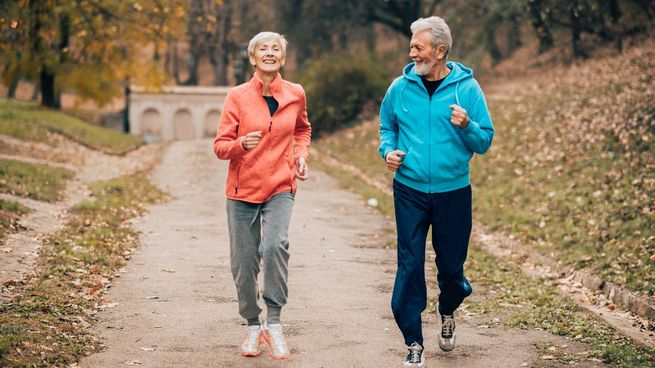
213, 31, 311, 360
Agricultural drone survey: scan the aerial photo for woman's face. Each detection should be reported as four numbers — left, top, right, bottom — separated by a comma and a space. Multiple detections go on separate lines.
250, 40, 285, 74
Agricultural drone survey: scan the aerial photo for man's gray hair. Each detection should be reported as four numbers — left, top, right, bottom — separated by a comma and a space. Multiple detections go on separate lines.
247, 31, 288, 57
410, 16, 452, 56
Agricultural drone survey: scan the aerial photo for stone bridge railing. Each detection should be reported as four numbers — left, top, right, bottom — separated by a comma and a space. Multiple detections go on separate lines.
128, 85, 231, 142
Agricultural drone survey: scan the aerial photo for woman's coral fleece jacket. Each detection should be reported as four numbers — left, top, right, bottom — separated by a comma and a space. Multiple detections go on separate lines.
214, 73, 312, 204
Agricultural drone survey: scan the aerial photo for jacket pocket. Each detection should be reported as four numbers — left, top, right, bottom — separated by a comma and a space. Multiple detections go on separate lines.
232, 161, 243, 194
431, 143, 469, 181
398, 147, 428, 182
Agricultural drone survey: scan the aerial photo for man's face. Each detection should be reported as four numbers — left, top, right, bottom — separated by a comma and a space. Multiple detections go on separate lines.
409, 29, 441, 77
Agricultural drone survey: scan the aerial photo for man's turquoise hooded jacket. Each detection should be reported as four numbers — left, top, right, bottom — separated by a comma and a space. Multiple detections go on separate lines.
379, 61, 494, 193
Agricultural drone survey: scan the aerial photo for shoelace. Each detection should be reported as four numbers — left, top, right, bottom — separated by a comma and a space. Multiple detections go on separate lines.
408, 343, 422, 363
246, 328, 260, 345
269, 329, 286, 347
442, 316, 455, 338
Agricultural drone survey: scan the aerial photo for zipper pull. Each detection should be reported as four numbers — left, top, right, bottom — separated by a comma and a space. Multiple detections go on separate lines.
268, 121, 272, 132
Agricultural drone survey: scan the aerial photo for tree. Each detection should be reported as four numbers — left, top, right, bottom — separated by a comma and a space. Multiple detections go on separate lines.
364, 0, 443, 38
526, 0, 554, 53
1, 0, 186, 108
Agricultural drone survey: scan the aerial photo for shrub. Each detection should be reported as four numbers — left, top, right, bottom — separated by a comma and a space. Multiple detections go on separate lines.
298, 54, 389, 136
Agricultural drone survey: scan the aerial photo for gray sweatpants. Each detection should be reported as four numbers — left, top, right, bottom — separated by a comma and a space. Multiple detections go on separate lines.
226, 192, 294, 325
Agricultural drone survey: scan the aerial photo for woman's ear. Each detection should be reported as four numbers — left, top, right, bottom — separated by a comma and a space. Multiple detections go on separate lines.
248, 53, 256, 67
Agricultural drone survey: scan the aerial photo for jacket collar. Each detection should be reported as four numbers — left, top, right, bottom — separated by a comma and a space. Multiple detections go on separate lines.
250, 72, 284, 96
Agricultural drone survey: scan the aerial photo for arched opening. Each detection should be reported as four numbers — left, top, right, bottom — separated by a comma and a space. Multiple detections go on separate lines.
140, 108, 163, 143
204, 109, 221, 138
173, 109, 195, 140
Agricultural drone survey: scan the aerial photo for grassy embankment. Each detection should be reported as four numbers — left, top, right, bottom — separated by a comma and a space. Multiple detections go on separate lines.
0, 157, 74, 243
0, 99, 143, 155
311, 42, 655, 367
0, 174, 167, 367
0, 199, 29, 240
0, 100, 166, 367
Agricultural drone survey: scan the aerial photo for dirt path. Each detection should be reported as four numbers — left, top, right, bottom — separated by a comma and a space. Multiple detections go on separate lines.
79, 140, 593, 368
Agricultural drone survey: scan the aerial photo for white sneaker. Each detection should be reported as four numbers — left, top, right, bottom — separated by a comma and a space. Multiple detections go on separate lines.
240, 325, 262, 357
439, 314, 456, 352
262, 322, 290, 360
403, 342, 425, 367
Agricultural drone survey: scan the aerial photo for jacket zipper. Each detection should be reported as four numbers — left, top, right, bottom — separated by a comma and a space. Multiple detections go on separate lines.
427, 89, 432, 192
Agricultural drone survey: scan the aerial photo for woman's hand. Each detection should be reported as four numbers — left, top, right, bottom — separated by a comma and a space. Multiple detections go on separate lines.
242, 131, 263, 150
296, 157, 308, 180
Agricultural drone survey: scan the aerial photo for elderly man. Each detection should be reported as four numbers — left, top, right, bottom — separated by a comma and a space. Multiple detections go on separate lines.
378, 16, 494, 367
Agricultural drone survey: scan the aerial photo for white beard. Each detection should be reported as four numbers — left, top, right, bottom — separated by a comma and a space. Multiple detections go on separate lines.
414, 60, 437, 76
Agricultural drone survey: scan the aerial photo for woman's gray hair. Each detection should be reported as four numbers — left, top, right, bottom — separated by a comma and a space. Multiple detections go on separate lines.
410, 16, 452, 56
247, 31, 288, 56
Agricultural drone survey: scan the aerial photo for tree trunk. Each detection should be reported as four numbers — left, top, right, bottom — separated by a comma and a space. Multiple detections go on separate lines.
486, 28, 502, 64
598, 0, 623, 51
40, 69, 58, 108
31, 80, 39, 101
209, 46, 229, 85
184, 0, 204, 85
366, 25, 377, 56
209, 0, 232, 86
5, 61, 20, 98
171, 41, 180, 84
526, 0, 553, 53
506, 14, 523, 55
7, 74, 19, 98
569, 1, 587, 58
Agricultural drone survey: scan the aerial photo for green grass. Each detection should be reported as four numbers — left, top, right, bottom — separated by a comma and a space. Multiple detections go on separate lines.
0, 159, 75, 202
0, 99, 143, 155
0, 198, 29, 239
0, 172, 167, 367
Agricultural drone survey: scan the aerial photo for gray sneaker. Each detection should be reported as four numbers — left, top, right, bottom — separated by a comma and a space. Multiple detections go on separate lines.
439, 314, 456, 351
403, 342, 425, 367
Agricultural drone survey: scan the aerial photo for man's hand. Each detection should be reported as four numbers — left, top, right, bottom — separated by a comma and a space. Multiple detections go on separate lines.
242, 131, 263, 150
449, 104, 469, 129
385, 150, 406, 172
296, 157, 308, 180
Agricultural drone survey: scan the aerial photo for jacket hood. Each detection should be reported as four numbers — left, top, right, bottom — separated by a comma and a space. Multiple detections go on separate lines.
402, 61, 473, 86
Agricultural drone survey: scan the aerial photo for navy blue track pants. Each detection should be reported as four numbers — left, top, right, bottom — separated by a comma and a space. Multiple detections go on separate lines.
391, 179, 473, 346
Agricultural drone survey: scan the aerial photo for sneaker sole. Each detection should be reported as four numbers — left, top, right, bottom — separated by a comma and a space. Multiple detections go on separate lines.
240, 351, 261, 357
262, 333, 290, 360
438, 335, 456, 352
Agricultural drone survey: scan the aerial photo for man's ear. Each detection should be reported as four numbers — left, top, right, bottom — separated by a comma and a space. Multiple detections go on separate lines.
436, 44, 447, 60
